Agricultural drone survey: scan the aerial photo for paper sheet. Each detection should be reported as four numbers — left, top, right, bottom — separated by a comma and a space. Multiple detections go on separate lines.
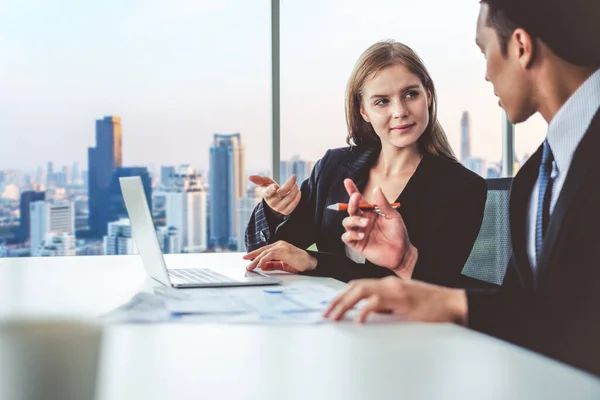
103, 284, 340, 324
157, 284, 339, 315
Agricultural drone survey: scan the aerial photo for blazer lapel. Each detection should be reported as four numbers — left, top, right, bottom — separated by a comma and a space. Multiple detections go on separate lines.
537, 109, 600, 286
509, 145, 542, 290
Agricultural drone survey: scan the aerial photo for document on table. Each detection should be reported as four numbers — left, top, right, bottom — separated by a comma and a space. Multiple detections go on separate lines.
154, 284, 339, 316
102, 284, 342, 324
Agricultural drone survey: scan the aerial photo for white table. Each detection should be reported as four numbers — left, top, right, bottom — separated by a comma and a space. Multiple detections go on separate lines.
1, 253, 599, 399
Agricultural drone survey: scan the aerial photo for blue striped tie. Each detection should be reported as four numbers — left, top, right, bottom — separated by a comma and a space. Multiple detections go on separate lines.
535, 140, 554, 262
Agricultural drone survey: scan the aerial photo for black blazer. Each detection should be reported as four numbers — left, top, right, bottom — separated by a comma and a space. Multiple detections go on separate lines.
467, 108, 600, 376
246, 144, 487, 288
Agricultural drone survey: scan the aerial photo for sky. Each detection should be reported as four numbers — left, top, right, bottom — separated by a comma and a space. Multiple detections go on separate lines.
0, 0, 547, 175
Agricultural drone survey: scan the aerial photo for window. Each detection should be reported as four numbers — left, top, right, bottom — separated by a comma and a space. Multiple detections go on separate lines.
514, 114, 547, 174
280, 0, 506, 180
0, 0, 270, 258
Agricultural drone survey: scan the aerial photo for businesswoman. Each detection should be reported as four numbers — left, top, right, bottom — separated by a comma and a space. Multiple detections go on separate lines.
244, 40, 487, 288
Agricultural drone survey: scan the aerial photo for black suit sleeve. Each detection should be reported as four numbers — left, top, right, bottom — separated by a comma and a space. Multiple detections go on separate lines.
467, 257, 600, 375
300, 251, 397, 283
245, 151, 328, 252
412, 175, 488, 288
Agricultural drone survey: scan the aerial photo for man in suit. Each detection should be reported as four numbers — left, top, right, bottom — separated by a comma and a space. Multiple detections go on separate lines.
324, 0, 600, 376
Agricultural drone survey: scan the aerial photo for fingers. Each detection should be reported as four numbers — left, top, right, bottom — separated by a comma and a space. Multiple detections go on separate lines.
347, 192, 365, 217
372, 187, 396, 216
243, 243, 272, 261
261, 176, 301, 215
342, 216, 370, 231
281, 190, 301, 215
249, 175, 276, 187
356, 294, 382, 324
263, 183, 280, 199
343, 179, 360, 196
324, 281, 374, 321
261, 260, 286, 271
341, 230, 365, 244
276, 184, 300, 212
277, 174, 297, 194
262, 261, 300, 274
250, 249, 279, 271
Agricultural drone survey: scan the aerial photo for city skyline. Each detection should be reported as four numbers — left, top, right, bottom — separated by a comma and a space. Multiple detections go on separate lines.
0, 0, 547, 174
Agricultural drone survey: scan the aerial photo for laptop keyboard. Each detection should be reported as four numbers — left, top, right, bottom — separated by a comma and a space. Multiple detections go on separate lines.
168, 268, 238, 284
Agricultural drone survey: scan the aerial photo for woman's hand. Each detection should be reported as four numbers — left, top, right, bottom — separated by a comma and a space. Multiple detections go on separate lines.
249, 174, 301, 216
341, 179, 418, 280
243, 241, 317, 273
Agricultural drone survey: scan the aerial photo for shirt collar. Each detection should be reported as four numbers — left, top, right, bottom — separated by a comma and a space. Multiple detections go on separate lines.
547, 68, 600, 176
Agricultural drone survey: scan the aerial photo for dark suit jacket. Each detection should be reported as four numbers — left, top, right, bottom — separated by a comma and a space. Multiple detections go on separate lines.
467, 108, 600, 376
246, 144, 488, 288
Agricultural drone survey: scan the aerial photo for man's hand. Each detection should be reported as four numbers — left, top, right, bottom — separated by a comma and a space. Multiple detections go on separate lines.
341, 179, 418, 279
243, 240, 317, 273
323, 276, 468, 324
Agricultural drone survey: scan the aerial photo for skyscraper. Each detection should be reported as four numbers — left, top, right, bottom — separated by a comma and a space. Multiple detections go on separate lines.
18, 190, 45, 243
103, 218, 137, 255
156, 226, 181, 254
464, 157, 487, 177
280, 160, 292, 183
209, 133, 245, 249
461, 111, 471, 163
161, 165, 176, 187
30, 200, 75, 255
72, 162, 80, 185
165, 165, 207, 253
237, 186, 261, 252
46, 162, 54, 188
280, 156, 313, 186
88, 116, 123, 237
34, 233, 76, 257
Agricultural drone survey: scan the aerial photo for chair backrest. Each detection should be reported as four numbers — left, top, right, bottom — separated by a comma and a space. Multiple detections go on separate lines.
461, 178, 513, 286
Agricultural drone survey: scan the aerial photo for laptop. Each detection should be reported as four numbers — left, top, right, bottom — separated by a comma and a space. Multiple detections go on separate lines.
119, 176, 281, 288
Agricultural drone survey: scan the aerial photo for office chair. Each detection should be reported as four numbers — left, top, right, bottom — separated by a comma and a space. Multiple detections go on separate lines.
461, 178, 513, 288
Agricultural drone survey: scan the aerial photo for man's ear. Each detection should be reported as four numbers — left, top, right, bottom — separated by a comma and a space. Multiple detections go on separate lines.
513, 28, 535, 68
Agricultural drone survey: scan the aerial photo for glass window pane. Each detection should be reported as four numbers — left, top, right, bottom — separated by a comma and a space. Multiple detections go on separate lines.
0, 0, 271, 258
514, 114, 546, 175
281, 0, 503, 180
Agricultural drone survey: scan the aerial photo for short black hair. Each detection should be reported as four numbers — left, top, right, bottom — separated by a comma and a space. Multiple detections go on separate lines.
483, 2, 523, 58
481, 0, 600, 67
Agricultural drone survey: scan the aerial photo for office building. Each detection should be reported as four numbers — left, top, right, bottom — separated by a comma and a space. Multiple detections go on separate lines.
237, 186, 262, 252
156, 226, 181, 254
461, 111, 471, 163
18, 190, 45, 243
46, 162, 54, 188
161, 165, 176, 187
72, 162, 80, 185
34, 232, 76, 257
103, 218, 137, 255
88, 116, 123, 237
464, 157, 487, 177
209, 133, 245, 248
281, 156, 314, 186
165, 165, 207, 253
30, 200, 75, 255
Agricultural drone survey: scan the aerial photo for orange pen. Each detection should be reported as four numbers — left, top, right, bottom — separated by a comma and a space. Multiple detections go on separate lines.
326, 202, 400, 211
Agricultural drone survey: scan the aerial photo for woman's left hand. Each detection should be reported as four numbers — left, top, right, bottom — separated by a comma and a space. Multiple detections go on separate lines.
243, 241, 318, 273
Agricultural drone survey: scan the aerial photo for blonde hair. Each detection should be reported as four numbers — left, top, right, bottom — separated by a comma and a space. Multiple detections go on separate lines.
345, 40, 457, 162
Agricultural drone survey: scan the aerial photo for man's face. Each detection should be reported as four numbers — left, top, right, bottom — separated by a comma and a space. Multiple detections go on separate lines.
476, 3, 536, 124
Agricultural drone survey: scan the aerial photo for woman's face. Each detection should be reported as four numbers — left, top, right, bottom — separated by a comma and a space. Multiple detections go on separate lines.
360, 63, 431, 150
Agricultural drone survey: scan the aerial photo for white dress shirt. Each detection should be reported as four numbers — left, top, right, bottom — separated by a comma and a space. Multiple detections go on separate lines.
526, 68, 600, 271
